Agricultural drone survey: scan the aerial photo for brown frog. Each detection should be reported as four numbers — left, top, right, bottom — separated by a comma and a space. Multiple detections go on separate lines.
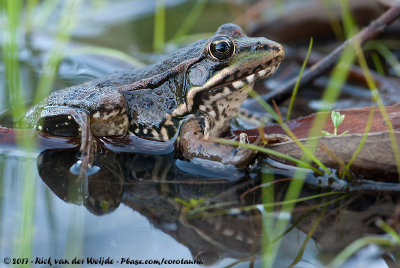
26, 23, 284, 174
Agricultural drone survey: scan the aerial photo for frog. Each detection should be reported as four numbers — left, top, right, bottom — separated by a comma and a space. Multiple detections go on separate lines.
26, 23, 285, 175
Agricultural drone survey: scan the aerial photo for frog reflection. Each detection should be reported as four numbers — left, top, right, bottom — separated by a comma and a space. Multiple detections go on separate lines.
38, 148, 400, 266
38, 148, 263, 265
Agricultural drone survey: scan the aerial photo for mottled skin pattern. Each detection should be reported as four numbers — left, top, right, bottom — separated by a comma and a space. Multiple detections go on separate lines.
26, 23, 285, 173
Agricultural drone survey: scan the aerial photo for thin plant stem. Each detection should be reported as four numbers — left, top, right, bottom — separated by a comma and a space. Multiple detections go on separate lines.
376, 220, 400, 243
344, 107, 375, 173
288, 205, 328, 268
247, 89, 331, 175
375, 43, 400, 77
328, 236, 398, 267
370, 52, 385, 75
153, 0, 165, 52
34, 0, 82, 104
173, 0, 207, 41
214, 138, 323, 175
354, 42, 400, 180
68, 46, 145, 68
188, 191, 346, 216
322, 0, 345, 40
2, 0, 25, 119
286, 37, 313, 121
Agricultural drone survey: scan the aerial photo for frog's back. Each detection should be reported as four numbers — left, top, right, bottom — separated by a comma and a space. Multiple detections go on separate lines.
25, 83, 126, 129
86, 39, 205, 89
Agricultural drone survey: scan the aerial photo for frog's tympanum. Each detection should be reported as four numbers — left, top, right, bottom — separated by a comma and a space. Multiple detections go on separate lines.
27, 23, 284, 172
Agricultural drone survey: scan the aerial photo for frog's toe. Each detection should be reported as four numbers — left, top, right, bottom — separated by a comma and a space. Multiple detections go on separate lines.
225, 135, 260, 166
78, 118, 98, 178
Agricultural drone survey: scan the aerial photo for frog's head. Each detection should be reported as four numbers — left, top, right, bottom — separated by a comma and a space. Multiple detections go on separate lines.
174, 23, 285, 116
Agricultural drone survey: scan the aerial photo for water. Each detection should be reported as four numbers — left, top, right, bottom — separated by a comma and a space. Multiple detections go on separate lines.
0, 148, 319, 267
1, 1, 400, 267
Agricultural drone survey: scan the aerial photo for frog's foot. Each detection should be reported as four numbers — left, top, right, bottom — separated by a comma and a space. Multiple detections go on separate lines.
177, 118, 259, 166
77, 114, 97, 178
36, 107, 98, 177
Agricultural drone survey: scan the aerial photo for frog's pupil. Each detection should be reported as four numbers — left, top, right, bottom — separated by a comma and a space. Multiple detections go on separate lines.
215, 41, 229, 53
209, 36, 234, 60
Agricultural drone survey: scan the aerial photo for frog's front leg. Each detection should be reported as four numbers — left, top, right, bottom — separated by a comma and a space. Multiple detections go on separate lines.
37, 107, 97, 176
177, 117, 258, 166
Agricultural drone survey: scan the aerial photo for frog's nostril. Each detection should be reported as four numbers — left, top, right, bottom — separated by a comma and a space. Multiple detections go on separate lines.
262, 44, 271, 51
271, 46, 281, 52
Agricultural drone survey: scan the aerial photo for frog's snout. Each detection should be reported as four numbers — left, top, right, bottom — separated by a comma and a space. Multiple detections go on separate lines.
275, 43, 285, 60
265, 40, 285, 61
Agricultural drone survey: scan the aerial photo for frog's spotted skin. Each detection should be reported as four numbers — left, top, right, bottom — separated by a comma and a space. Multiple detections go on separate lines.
26, 23, 284, 171
120, 24, 284, 142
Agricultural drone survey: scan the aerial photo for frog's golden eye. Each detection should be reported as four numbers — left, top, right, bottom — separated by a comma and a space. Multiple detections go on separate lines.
209, 36, 235, 60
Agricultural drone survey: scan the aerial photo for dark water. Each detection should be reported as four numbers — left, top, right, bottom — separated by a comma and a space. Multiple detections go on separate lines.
2, 146, 398, 267
1, 1, 399, 267
0, 147, 322, 267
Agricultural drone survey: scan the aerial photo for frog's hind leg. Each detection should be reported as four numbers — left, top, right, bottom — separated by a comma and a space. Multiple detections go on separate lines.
37, 107, 97, 177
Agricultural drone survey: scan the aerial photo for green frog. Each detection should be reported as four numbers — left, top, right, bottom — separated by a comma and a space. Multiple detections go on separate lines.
26, 23, 284, 173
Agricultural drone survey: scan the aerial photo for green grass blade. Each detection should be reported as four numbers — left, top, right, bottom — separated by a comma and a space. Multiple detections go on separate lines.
375, 43, 400, 77
68, 45, 145, 68
287, 205, 327, 268
262, 172, 275, 251
153, 0, 165, 52
214, 138, 323, 175
173, 0, 207, 41
188, 191, 346, 216
328, 236, 398, 268
24, 0, 38, 34
260, 2, 357, 265
272, 194, 349, 244
321, 0, 344, 40
354, 42, 400, 180
64, 207, 85, 268
18, 160, 36, 263
0, 156, 4, 254
33, 0, 59, 30
34, 0, 83, 105
2, 0, 25, 119
286, 37, 313, 121
376, 219, 400, 243
247, 89, 331, 174
282, 42, 355, 210
339, 0, 356, 37
344, 107, 374, 172
370, 52, 385, 75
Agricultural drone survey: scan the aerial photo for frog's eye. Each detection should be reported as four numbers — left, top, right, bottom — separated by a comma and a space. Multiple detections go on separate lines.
208, 36, 235, 60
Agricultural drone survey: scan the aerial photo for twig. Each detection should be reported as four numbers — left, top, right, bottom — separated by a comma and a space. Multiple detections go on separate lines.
255, 3, 400, 105
297, 49, 400, 104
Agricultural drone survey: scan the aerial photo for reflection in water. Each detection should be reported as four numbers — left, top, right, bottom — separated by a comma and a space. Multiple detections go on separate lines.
36, 148, 400, 266
38, 148, 262, 265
